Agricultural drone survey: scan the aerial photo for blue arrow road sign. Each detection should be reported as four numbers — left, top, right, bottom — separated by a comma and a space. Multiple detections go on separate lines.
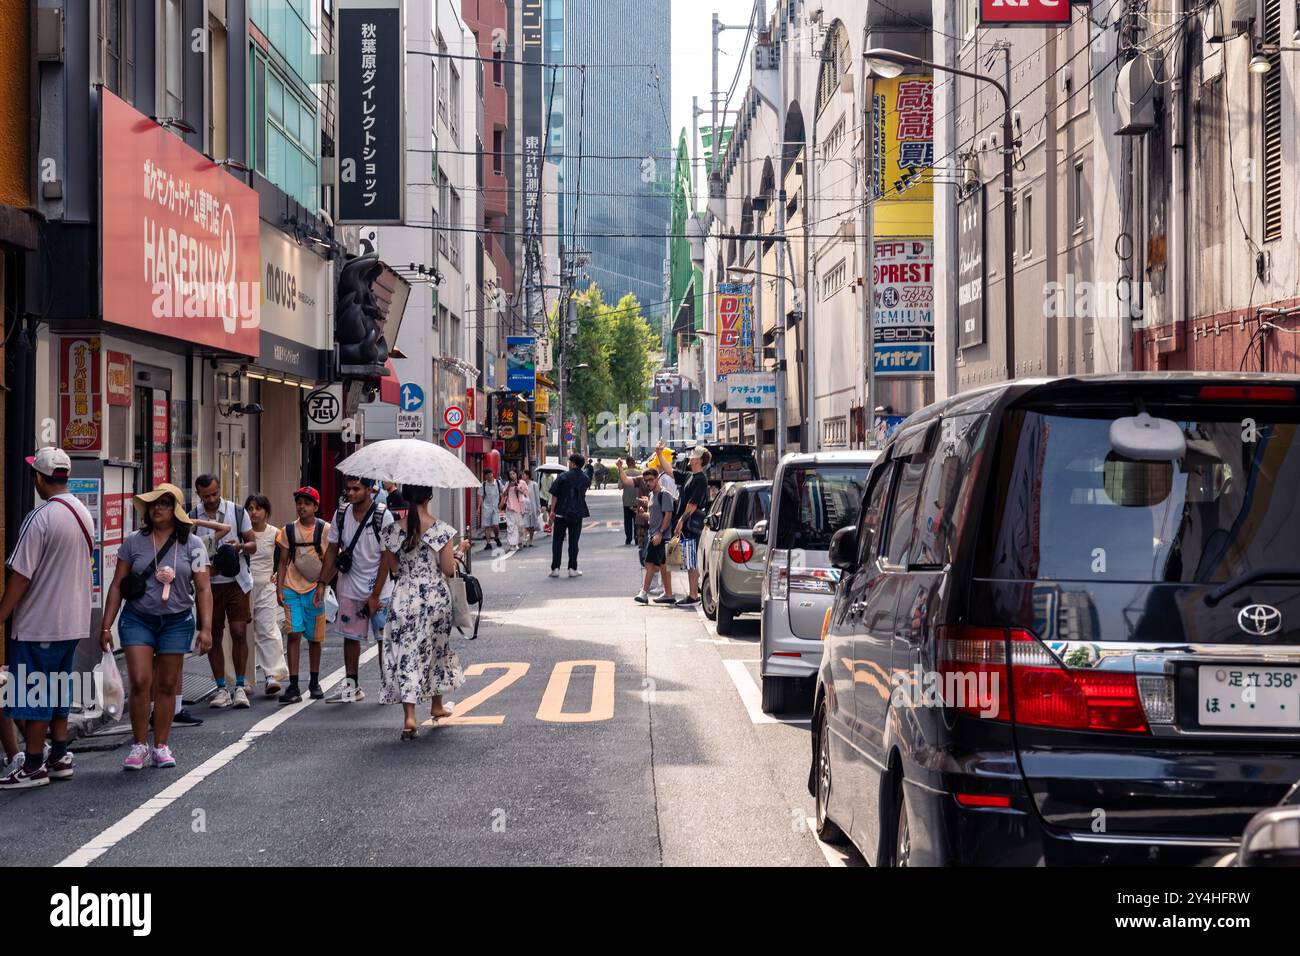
400, 383, 425, 412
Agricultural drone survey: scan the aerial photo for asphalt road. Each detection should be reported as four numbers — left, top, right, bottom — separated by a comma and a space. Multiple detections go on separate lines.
0, 489, 861, 867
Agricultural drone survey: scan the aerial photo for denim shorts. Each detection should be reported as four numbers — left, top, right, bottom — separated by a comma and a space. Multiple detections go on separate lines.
117, 606, 195, 656
3, 638, 81, 720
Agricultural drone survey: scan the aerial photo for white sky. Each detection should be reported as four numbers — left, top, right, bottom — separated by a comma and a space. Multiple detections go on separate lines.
671, 0, 760, 188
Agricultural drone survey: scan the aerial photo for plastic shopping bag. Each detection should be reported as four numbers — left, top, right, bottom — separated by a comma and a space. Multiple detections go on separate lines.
324, 586, 340, 623
98, 650, 125, 721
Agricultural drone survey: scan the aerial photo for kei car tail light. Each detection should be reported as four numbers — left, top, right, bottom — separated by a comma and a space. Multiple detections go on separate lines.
766, 549, 789, 601
937, 627, 1150, 734
727, 539, 754, 564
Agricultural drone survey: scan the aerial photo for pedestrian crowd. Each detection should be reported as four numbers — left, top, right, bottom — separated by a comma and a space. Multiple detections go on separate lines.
0, 448, 477, 787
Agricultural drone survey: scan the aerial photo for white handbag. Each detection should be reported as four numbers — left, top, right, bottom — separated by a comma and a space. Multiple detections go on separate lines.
446, 574, 472, 629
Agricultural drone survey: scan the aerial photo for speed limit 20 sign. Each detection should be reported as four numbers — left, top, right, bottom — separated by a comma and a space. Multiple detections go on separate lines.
444, 406, 465, 428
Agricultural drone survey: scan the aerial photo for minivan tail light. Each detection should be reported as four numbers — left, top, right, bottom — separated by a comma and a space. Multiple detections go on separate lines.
727, 539, 754, 564
1198, 385, 1297, 402
766, 549, 789, 600
937, 627, 1150, 734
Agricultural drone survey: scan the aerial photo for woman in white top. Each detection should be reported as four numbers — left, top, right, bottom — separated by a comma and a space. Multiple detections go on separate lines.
244, 495, 289, 695
503, 468, 528, 551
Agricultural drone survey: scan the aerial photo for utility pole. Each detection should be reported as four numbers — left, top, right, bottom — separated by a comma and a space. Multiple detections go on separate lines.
774, 27, 788, 460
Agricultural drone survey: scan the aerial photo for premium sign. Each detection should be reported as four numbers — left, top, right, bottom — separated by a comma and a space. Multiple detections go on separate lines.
715, 283, 758, 381
101, 90, 260, 355
958, 186, 988, 349
979, 0, 1072, 25
59, 337, 103, 453
873, 240, 934, 377
338, 0, 405, 223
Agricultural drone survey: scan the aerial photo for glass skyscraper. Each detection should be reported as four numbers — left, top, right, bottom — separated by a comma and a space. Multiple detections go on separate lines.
544, 0, 672, 321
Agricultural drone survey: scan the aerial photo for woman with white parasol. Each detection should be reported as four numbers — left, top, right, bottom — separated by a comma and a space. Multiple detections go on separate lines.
335, 440, 475, 740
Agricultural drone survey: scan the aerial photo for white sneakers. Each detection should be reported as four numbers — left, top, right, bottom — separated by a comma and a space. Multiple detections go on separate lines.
548, 570, 560, 578
209, 688, 232, 709
231, 687, 251, 709
569, 569, 583, 578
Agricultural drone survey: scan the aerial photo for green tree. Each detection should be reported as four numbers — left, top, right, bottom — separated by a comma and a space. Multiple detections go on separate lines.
605, 293, 655, 414
566, 284, 614, 444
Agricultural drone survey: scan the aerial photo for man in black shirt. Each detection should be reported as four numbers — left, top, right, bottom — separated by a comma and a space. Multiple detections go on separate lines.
547, 454, 591, 578
673, 446, 711, 607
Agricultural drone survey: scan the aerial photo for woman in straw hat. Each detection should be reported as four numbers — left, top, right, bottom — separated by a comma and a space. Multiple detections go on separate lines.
101, 483, 222, 771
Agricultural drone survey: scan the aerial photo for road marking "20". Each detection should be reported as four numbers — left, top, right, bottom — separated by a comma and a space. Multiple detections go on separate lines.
426, 660, 616, 726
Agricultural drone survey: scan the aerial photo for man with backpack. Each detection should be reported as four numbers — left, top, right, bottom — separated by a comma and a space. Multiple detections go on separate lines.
192, 474, 258, 710
316, 477, 393, 703
480, 467, 504, 552
275, 487, 331, 704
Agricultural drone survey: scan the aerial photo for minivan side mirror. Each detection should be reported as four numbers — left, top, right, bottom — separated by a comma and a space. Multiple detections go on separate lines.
829, 526, 858, 571
752, 519, 768, 544
706, 513, 721, 532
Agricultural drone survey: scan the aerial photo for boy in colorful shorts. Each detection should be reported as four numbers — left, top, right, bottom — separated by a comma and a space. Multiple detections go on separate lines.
275, 487, 330, 703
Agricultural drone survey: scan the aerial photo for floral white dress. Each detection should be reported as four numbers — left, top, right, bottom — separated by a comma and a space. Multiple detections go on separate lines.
380, 519, 465, 704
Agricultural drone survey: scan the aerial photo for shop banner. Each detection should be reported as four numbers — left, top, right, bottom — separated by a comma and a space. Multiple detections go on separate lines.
871, 76, 933, 203
980, 0, 1072, 26
152, 398, 170, 486
873, 239, 934, 328
506, 337, 537, 393
337, 0, 405, 223
106, 351, 133, 406
100, 90, 260, 355
716, 283, 757, 381
726, 372, 778, 410
58, 336, 103, 453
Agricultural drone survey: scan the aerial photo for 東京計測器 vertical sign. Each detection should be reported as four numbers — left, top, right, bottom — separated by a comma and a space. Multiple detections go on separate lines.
337, 0, 405, 224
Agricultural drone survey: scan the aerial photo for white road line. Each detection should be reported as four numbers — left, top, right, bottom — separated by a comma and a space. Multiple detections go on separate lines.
721, 659, 813, 727
806, 818, 853, 867
723, 659, 777, 725
57, 645, 380, 868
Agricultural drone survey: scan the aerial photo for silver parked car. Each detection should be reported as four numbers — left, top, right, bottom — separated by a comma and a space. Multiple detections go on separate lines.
699, 480, 771, 636
756, 450, 879, 713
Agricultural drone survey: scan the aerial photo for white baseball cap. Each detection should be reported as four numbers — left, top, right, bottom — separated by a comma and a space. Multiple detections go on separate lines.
26, 446, 72, 477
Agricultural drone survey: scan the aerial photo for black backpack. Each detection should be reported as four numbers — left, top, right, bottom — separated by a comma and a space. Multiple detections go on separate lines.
193, 501, 246, 577
284, 521, 325, 562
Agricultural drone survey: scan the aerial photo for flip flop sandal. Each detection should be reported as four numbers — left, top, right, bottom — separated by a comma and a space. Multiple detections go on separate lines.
400, 727, 418, 741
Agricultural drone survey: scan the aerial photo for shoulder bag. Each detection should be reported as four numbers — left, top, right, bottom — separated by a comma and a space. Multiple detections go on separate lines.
120, 531, 178, 602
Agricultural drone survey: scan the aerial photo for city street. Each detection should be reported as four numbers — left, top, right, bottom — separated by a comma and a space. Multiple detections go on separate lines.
0, 490, 856, 868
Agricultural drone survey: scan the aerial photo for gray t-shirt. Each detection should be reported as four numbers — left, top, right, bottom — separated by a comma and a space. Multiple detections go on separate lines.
7, 493, 94, 642
647, 489, 674, 537
117, 529, 209, 616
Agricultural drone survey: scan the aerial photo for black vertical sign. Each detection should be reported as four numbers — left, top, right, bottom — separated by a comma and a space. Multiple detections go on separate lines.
958, 185, 987, 349
338, 1, 404, 224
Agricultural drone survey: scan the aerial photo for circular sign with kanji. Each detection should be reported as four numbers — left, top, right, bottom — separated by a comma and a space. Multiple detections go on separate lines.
444, 428, 465, 450
444, 406, 465, 428
499, 425, 517, 440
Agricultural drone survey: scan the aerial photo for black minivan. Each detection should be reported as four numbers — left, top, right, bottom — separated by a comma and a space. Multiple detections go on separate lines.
810, 374, 1300, 865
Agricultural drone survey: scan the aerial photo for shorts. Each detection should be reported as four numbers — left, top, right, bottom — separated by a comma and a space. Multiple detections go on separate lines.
210, 581, 252, 635
336, 595, 389, 641
282, 589, 325, 640
645, 537, 668, 567
117, 607, 197, 656
3, 638, 81, 720
681, 536, 699, 572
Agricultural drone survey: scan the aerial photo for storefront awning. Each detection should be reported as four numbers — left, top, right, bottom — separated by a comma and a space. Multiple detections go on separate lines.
378, 359, 402, 405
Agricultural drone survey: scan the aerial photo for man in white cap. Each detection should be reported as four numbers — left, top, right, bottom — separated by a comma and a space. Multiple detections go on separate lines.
0, 448, 95, 789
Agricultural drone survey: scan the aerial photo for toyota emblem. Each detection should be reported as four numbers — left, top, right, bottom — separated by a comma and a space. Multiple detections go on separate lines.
1237, 604, 1283, 637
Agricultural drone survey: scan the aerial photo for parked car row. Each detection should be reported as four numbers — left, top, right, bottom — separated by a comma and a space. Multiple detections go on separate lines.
781, 373, 1300, 866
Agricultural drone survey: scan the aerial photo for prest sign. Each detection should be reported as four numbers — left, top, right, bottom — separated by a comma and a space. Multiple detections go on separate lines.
979, 0, 1072, 25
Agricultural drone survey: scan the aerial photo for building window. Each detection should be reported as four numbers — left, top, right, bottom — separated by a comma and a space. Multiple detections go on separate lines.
100, 0, 134, 101
450, 64, 461, 144
436, 168, 449, 257
493, 50, 504, 86
821, 116, 846, 163
822, 416, 848, 448
493, 129, 505, 175
1022, 190, 1033, 257
250, 46, 320, 210
162, 0, 183, 123
449, 188, 462, 269
249, 0, 318, 87
822, 259, 847, 300
1072, 161, 1086, 233
436, 32, 449, 123
815, 23, 850, 118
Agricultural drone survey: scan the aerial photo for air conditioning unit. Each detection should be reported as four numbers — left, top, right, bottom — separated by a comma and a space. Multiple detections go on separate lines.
838, 220, 855, 241
1229, 0, 1258, 36
755, 42, 779, 71
1202, 1, 1227, 42
1116, 54, 1161, 135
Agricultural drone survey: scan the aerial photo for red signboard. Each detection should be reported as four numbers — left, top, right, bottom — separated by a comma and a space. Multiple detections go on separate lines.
152, 398, 170, 486
979, 0, 1071, 25
102, 493, 127, 545
100, 89, 260, 356
58, 336, 103, 452
106, 350, 133, 406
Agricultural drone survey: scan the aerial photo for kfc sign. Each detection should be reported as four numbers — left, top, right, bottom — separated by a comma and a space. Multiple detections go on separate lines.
980, 0, 1072, 25
100, 89, 260, 355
